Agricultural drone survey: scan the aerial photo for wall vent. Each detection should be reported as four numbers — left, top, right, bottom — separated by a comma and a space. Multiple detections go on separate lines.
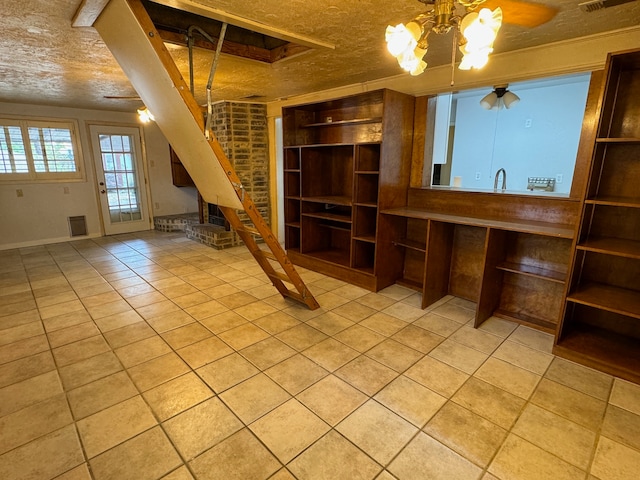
68, 216, 87, 237
579, 0, 636, 13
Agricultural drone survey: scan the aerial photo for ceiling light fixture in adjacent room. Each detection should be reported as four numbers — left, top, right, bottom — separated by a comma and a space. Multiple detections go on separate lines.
480, 84, 520, 109
385, 0, 503, 76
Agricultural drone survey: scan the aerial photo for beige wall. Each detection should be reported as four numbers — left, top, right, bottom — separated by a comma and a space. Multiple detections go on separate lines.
0, 102, 198, 250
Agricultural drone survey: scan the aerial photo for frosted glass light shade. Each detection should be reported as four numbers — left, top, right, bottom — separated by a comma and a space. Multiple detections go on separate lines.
502, 91, 520, 109
480, 91, 498, 110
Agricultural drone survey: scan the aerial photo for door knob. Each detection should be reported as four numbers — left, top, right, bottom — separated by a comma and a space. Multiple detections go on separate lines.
100, 189, 106, 194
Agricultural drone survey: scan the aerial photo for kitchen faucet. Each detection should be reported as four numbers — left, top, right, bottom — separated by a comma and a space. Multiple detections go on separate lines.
494, 168, 506, 191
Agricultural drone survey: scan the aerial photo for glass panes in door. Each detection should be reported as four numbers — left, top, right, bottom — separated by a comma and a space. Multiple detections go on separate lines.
98, 134, 142, 223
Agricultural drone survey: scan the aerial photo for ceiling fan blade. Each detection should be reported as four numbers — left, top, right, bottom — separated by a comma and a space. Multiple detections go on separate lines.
482, 0, 559, 28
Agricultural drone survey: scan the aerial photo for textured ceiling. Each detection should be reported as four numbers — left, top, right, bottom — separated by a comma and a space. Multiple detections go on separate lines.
1, 0, 640, 111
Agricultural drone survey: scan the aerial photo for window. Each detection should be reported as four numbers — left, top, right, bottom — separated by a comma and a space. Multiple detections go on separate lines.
0, 117, 83, 182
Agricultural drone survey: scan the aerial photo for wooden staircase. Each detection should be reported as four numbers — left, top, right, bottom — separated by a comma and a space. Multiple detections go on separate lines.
92, 0, 319, 309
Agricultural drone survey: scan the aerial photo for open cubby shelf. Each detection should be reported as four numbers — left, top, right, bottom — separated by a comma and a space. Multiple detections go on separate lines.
577, 237, 640, 259
496, 261, 566, 283
567, 283, 640, 319
302, 212, 352, 224
301, 117, 382, 128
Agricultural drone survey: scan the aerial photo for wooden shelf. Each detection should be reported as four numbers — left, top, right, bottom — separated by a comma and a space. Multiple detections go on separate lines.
353, 235, 375, 243
302, 211, 352, 224
285, 195, 300, 200
301, 196, 352, 206
355, 171, 380, 175
381, 208, 574, 238
554, 324, 640, 383
305, 249, 351, 267
355, 202, 377, 208
302, 117, 382, 128
577, 237, 640, 259
585, 196, 640, 208
496, 261, 566, 283
567, 283, 640, 320
285, 221, 301, 228
494, 309, 557, 333
595, 137, 640, 143
393, 238, 427, 253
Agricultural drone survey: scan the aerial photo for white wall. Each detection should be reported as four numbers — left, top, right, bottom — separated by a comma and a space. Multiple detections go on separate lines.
0, 102, 198, 250
449, 74, 591, 193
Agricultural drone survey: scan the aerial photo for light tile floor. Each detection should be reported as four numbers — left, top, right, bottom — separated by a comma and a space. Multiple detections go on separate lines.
1, 230, 640, 480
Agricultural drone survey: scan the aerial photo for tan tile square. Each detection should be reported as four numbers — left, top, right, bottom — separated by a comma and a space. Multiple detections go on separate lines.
365, 339, 422, 372
218, 323, 270, 350
382, 301, 425, 322
303, 338, 359, 372
359, 312, 407, 336
86, 299, 132, 320
474, 357, 541, 399
201, 283, 241, 300
55, 463, 92, 480
127, 352, 190, 392
265, 354, 328, 395
392, 325, 445, 354
240, 337, 296, 370
449, 325, 503, 354
79, 291, 122, 309
143, 372, 213, 421
375, 375, 446, 427
405, 355, 469, 398
161, 322, 212, 349
171, 291, 213, 309
252, 311, 300, 335
591, 436, 640, 480
429, 339, 488, 374
163, 397, 242, 460
335, 355, 398, 396
0, 394, 73, 455
313, 291, 350, 310
67, 371, 138, 420
355, 292, 396, 310
288, 429, 380, 480
51, 336, 111, 367
0, 334, 49, 364
276, 323, 328, 351
336, 399, 417, 465
531, 378, 607, 431
158, 283, 200, 300
452, 377, 526, 429
297, 375, 367, 426
0, 425, 84, 480
250, 399, 329, 463
377, 284, 414, 302
388, 432, 482, 480
34, 290, 78, 308
137, 300, 182, 320
38, 299, 85, 320
89, 426, 182, 480
306, 311, 354, 336
512, 403, 597, 469
545, 357, 613, 401
200, 310, 248, 334
177, 336, 234, 369
189, 428, 280, 480
77, 395, 157, 458
492, 340, 553, 375
102, 321, 155, 348
197, 353, 259, 393
429, 302, 475, 323
0, 351, 56, 388
601, 405, 640, 451
0, 321, 44, 347
425, 401, 507, 468
489, 434, 585, 480
508, 325, 554, 353
125, 291, 166, 307
47, 322, 100, 348
217, 291, 259, 309
610, 378, 640, 416
332, 325, 384, 354
0, 370, 62, 417
95, 310, 145, 333
220, 373, 291, 423
332, 301, 377, 322
477, 316, 519, 337
184, 300, 229, 320
43, 310, 92, 332
146, 310, 196, 333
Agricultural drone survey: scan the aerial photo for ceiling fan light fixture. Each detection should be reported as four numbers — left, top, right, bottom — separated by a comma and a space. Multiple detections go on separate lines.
480, 85, 519, 110
459, 7, 502, 70
480, 91, 499, 109
502, 90, 520, 109
137, 106, 155, 123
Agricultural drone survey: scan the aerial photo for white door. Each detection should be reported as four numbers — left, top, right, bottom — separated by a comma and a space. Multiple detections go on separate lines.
90, 125, 150, 235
